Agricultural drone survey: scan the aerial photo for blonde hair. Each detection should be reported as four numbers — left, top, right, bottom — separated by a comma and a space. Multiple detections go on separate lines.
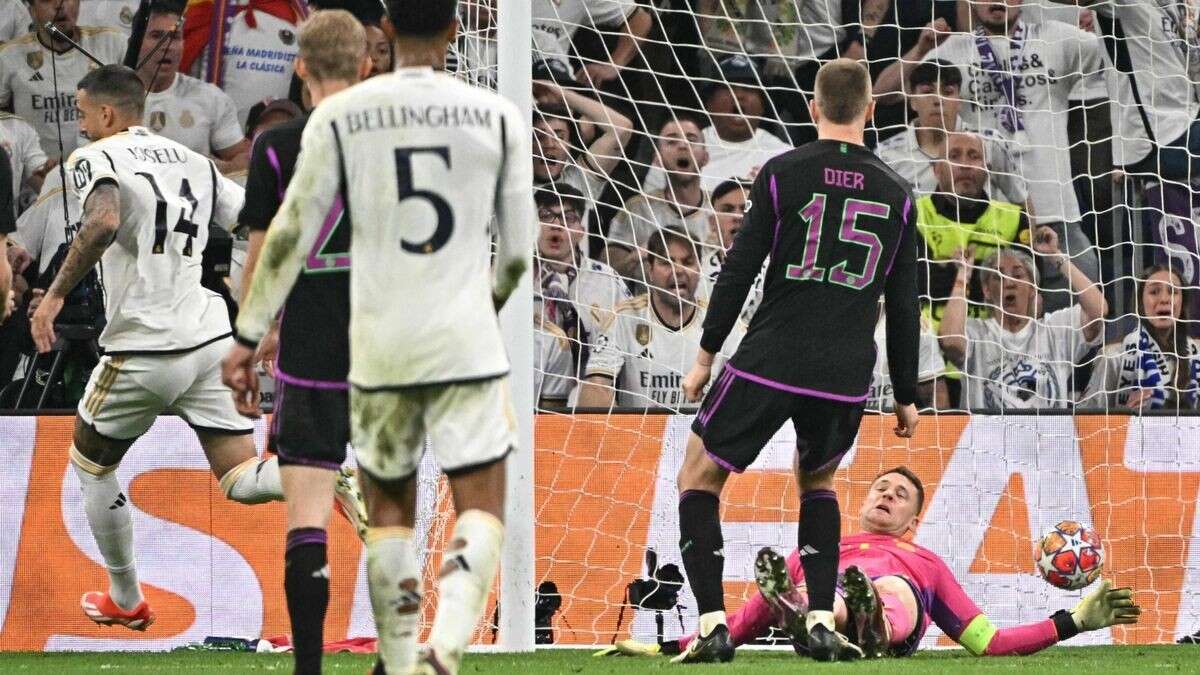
814, 58, 871, 124
299, 10, 367, 83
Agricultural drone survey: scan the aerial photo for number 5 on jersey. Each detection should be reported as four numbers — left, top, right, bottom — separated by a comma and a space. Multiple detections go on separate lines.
787, 194, 889, 290
395, 146, 455, 254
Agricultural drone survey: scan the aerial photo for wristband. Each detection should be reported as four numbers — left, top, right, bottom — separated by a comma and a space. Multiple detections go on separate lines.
1051, 609, 1080, 641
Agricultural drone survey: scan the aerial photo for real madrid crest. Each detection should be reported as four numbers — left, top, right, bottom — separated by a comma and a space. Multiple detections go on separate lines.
179, 110, 194, 128
635, 324, 651, 346
148, 110, 166, 132
120, 5, 133, 26
279, 29, 295, 46
26, 51, 42, 71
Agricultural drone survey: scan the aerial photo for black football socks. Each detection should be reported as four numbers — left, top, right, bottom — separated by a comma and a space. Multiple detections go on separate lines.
679, 490, 726, 623
798, 489, 840, 612
285, 527, 330, 675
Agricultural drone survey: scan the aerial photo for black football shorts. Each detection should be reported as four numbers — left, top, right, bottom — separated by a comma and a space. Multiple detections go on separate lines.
271, 379, 350, 470
691, 366, 864, 474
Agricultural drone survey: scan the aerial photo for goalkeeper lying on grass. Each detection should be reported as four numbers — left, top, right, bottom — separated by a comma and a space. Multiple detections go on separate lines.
599, 467, 1140, 661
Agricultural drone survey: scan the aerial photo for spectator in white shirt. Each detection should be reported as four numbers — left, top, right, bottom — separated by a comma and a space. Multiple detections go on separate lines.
939, 229, 1107, 410
136, 1, 249, 171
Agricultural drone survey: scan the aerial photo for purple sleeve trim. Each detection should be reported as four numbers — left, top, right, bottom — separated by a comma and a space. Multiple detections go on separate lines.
769, 174, 783, 258
724, 365, 869, 403
265, 145, 285, 203
275, 368, 350, 391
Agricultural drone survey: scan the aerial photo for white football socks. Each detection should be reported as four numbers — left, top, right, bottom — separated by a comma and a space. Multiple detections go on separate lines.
367, 526, 421, 672
71, 446, 143, 611
219, 456, 283, 504
428, 510, 504, 671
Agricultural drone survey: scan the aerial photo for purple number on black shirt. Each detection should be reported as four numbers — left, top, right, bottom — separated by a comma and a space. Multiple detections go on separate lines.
785, 193, 827, 281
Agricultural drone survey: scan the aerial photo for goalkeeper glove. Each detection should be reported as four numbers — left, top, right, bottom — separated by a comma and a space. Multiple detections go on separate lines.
593, 639, 663, 658
1070, 580, 1141, 632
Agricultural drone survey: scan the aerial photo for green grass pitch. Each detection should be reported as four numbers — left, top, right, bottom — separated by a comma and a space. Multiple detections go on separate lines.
0, 646, 1197, 673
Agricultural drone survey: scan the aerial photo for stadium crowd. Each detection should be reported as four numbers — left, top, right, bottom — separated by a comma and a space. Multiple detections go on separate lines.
0, 0, 1198, 413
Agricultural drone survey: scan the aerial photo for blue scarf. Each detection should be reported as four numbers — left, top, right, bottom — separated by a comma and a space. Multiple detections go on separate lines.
974, 20, 1027, 133
1130, 326, 1200, 408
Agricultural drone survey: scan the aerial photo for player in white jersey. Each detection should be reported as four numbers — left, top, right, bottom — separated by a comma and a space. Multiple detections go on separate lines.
0, 0, 126, 157
27, 65, 294, 633
579, 228, 744, 410
224, 3, 534, 673
135, 2, 249, 171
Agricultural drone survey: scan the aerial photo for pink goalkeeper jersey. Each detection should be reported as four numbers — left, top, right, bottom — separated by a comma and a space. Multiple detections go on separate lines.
680, 531, 1063, 656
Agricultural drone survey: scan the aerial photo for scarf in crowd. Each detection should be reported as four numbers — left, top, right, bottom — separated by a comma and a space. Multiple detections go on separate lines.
1123, 326, 1200, 408
974, 19, 1028, 133
179, 0, 308, 87
537, 262, 579, 339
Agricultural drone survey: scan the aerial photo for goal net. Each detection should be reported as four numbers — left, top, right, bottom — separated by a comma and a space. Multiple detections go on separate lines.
521, 0, 1200, 650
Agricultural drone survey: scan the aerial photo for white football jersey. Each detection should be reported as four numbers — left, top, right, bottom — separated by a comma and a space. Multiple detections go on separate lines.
867, 316, 945, 412
67, 127, 244, 353
586, 294, 744, 409
0, 28, 127, 157
535, 314, 575, 404
144, 73, 245, 157
78, 0, 140, 36
0, 0, 28, 43
12, 165, 77, 274
236, 66, 535, 389
0, 111, 47, 208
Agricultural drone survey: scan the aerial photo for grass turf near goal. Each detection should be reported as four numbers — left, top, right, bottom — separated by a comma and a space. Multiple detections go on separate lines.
0, 646, 1195, 673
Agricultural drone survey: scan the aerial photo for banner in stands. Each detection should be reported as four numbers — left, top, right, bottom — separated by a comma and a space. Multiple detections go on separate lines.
1, 414, 1198, 651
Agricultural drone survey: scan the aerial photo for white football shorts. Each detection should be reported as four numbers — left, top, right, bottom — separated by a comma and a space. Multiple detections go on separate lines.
350, 376, 517, 481
78, 336, 254, 440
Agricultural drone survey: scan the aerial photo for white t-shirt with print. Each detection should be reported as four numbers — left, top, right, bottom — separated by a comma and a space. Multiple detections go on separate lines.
207, 8, 300, 127
963, 304, 1100, 409
144, 73, 245, 157
927, 20, 1106, 224
0, 111, 47, 207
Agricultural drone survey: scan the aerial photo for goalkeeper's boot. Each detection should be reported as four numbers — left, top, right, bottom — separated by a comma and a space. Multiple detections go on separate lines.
753, 546, 809, 654
593, 639, 679, 657
669, 624, 734, 664
333, 466, 369, 542
842, 565, 888, 658
81, 591, 155, 631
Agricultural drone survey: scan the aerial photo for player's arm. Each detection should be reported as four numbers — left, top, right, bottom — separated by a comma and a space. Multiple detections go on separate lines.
577, 308, 624, 409
236, 133, 284, 306
29, 182, 120, 352
493, 105, 536, 309
574, 4, 652, 87
883, 194, 921, 435
930, 560, 1139, 656
937, 246, 972, 369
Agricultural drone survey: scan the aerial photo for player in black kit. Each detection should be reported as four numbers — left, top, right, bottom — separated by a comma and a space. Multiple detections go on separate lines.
673, 59, 921, 665
221, 11, 371, 675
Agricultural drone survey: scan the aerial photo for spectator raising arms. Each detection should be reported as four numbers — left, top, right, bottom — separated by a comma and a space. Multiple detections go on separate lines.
1084, 265, 1200, 411
939, 229, 1106, 410
532, 77, 633, 211
531, 0, 651, 88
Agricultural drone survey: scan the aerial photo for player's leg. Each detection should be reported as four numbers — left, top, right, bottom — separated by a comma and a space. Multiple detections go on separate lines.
272, 383, 354, 675
791, 398, 866, 661
350, 387, 423, 674
842, 571, 920, 658
72, 354, 163, 629
422, 378, 514, 674
674, 373, 789, 663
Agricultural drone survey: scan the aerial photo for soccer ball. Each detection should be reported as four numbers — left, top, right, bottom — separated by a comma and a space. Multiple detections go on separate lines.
1035, 520, 1104, 590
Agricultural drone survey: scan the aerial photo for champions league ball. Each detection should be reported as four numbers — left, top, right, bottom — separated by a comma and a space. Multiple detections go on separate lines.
1036, 521, 1104, 591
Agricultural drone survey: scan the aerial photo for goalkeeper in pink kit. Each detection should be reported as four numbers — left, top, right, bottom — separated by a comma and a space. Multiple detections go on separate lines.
602, 467, 1141, 660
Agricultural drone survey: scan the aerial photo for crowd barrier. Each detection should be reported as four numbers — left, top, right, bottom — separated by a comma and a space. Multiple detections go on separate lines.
1, 413, 1197, 651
